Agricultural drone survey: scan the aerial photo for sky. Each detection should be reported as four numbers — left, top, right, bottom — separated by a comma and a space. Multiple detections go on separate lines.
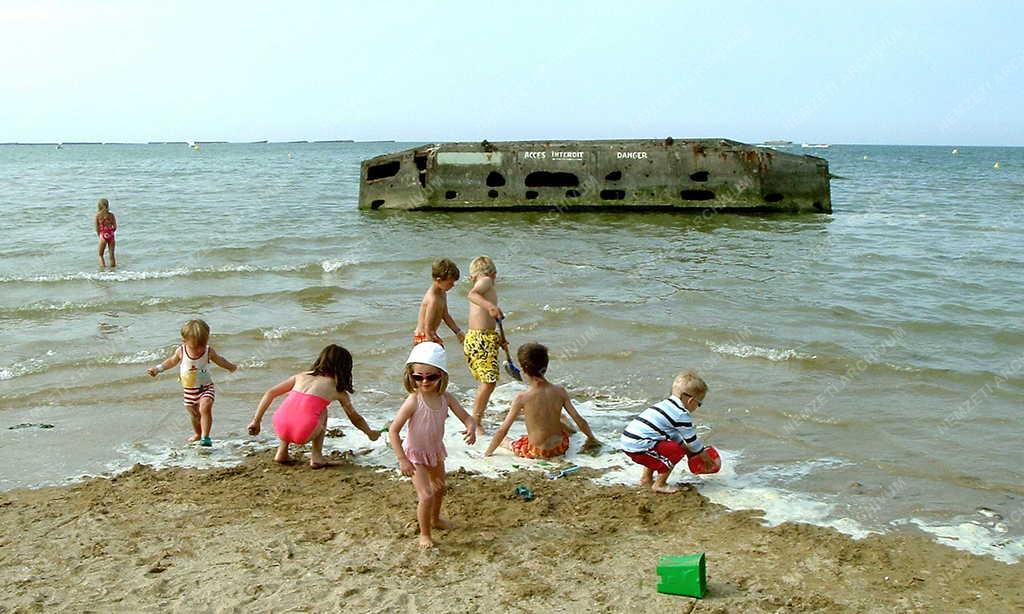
1, 1, 1022, 145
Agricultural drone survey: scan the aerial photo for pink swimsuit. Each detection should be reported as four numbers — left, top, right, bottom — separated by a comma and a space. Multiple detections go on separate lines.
402, 393, 449, 467
98, 220, 115, 242
273, 390, 331, 444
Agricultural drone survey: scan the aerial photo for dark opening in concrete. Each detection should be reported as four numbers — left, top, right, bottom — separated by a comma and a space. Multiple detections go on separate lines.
367, 160, 400, 181
486, 171, 506, 187
414, 155, 428, 187
565, 189, 581, 198
605, 170, 622, 181
525, 191, 539, 200
689, 171, 710, 182
370, 199, 385, 209
764, 193, 784, 203
445, 191, 457, 200
680, 190, 716, 201
488, 189, 498, 198
813, 201, 824, 211
600, 189, 626, 200
525, 171, 579, 187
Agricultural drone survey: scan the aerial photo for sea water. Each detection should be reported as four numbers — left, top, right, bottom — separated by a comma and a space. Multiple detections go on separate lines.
0, 142, 1021, 562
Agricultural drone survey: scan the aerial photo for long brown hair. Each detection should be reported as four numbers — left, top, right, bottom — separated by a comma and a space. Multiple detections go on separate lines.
310, 344, 354, 393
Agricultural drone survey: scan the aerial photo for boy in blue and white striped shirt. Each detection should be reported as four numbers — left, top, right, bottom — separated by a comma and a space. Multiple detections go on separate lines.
620, 370, 717, 493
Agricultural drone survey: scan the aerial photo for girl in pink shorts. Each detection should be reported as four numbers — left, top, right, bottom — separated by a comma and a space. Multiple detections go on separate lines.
388, 342, 477, 548
248, 344, 380, 468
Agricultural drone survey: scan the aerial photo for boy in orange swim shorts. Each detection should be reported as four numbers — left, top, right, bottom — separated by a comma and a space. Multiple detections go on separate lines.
413, 258, 464, 347
483, 342, 600, 459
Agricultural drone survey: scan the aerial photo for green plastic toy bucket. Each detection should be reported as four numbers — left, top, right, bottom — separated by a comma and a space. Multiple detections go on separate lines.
656, 552, 707, 598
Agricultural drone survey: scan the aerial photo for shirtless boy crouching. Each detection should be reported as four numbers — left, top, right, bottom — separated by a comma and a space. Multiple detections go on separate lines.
484, 342, 600, 459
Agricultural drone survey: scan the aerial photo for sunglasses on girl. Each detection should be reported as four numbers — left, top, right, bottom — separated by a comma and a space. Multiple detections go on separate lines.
411, 373, 442, 383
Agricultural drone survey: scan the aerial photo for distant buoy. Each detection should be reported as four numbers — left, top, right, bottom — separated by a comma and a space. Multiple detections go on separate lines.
951, 148, 959, 155
993, 161, 1000, 169
862, 155, 868, 160
287, 153, 293, 160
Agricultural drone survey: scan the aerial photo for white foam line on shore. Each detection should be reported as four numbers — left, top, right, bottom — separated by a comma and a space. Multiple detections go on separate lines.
905, 519, 1024, 564
27, 384, 1021, 565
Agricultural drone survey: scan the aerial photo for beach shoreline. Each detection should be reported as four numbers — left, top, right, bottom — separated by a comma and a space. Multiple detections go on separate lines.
1, 454, 1019, 613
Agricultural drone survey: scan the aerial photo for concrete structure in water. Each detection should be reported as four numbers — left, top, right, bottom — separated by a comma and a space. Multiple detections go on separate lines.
358, 138, 831, 213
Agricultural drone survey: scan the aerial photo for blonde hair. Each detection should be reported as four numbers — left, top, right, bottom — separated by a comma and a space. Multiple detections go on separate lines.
180, 319, 210, 345
97, 198, 109, 213
671, 370, 708, 399
432, 258, 460, 281
469, 255, 496, 282
403, 362, 449, 394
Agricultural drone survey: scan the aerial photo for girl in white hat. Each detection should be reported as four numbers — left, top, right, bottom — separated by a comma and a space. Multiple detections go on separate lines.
388, 342, 477, 548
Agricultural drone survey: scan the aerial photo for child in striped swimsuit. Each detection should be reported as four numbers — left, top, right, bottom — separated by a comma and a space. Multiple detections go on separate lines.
148, 319, 237, 446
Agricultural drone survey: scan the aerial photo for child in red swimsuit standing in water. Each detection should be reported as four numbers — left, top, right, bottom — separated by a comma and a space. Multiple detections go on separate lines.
94, 198, 117, 268
247, 344, 381, 468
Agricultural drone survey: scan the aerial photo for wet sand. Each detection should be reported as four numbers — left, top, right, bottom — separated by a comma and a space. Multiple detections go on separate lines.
0, 453, 1020, 613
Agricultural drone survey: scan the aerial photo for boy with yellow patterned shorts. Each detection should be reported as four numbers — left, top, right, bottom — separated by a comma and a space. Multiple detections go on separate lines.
464, 256, 505, 435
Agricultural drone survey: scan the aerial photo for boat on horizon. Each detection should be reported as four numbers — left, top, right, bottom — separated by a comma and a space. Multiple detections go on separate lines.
801, 143, 830, 149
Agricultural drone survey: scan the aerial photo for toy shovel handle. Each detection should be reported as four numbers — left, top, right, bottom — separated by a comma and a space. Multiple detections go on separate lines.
497, 318, 510, 352
496, 319, 523, 381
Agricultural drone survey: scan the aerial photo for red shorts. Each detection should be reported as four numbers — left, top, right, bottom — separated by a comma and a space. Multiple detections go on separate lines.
625, 440, 687, 473
413, 332, 444, 347
511, 431, 570, 459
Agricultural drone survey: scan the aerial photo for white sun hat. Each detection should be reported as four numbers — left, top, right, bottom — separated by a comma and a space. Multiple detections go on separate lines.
406, 342, 447, 374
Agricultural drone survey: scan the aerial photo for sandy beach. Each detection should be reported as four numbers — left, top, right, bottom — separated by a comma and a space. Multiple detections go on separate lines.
1, 452, 1020, 613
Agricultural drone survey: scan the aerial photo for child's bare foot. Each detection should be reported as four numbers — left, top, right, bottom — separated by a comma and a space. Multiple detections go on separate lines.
651, 483, 679, 494
418, 535, 435, 548
639, 477, 652, 488
433, 518, 454, 530
274, 451, 291, 463
186, 434, 201, 444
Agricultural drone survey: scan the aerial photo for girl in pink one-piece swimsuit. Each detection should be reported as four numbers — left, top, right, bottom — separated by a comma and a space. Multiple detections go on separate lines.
388, 342, 477, 548
248, 344, 381, 468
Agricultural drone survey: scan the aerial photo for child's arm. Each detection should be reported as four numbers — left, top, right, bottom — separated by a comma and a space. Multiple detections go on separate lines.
248, 376, 295, 435
446, 392, 477, 445
208, 347, 237, 373
94, 214, 101, 236
147, 347, 182, 377
388, 395, 419, 476
468, 277, 503, 320
337, 391, 380, 441
110, 213, 117, 231
561, 387, 600, 446
483, 395, 522, 456
442, 309, 464, 343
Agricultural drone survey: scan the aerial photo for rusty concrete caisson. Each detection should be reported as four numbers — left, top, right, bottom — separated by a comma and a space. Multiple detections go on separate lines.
358, 138, 831, 213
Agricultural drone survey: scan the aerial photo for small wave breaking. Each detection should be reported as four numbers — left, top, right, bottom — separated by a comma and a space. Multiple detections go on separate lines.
708, 342, 815, 362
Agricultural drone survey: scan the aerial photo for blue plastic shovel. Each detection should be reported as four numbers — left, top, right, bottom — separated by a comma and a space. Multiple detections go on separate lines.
496, 318, 523, 381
